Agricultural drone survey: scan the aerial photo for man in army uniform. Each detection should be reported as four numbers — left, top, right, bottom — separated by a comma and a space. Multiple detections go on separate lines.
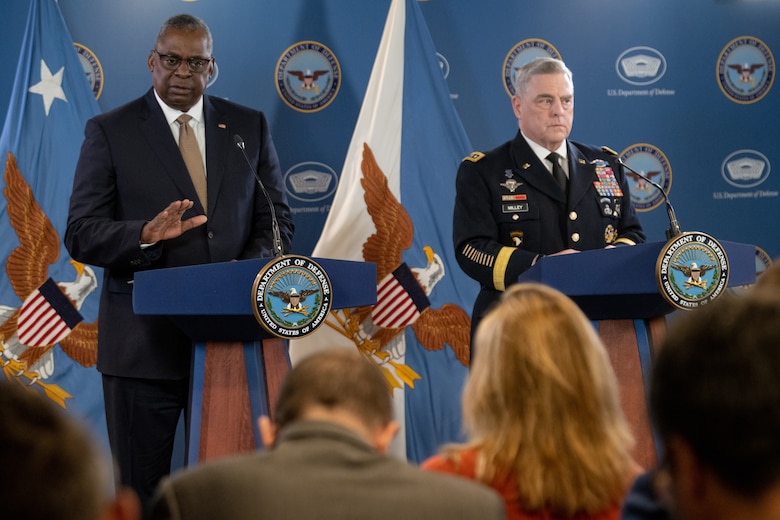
453, 57, 645, 346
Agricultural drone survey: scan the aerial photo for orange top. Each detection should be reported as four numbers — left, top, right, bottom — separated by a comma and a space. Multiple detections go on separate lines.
422, 449, 621, 520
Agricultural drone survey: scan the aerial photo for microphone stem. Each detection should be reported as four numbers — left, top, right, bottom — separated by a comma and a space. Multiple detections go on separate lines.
605, 150, 683, 239
666, 203, 681, 239
236, 139, 284, 257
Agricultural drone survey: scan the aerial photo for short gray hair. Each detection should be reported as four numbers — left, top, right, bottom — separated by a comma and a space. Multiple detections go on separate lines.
513, 57, 573, 97
156, 14, 213, 54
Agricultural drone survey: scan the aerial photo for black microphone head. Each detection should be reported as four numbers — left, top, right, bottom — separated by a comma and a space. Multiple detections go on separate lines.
233, 134, 245, 149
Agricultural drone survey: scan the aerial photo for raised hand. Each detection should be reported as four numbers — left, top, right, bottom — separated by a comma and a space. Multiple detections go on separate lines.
140, 199, 207, 244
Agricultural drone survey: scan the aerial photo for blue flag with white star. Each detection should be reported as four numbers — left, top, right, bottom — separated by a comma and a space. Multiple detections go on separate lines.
0, 0, 105, 446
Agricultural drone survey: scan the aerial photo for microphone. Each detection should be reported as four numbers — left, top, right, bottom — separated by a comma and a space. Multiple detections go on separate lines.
234, 134, 284, 257
601, 146, 682, 240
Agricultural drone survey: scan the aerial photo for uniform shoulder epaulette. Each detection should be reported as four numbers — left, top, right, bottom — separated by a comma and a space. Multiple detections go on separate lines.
462, 151, 485, 163
600, 145, 619, 157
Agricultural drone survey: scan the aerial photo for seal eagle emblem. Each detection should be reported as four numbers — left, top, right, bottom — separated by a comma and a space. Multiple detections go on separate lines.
251, 255, 331, 339
656, 231, 730, 311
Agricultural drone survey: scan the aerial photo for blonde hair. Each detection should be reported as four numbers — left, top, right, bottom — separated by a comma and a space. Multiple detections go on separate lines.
753, 260, 780, 294
454, 283, 634, 515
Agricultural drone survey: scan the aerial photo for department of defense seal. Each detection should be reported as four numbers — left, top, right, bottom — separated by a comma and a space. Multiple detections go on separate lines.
503, 38, 562, 96
717, 36, 774, 104
656, 232, 730, 311
251, 255, 332, 338
276, 41, 341, 113
74, 43, 103, 99
620, 143, 672, 212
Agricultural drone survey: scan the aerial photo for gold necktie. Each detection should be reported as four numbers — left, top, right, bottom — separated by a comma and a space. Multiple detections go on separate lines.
176, 114, 207, 213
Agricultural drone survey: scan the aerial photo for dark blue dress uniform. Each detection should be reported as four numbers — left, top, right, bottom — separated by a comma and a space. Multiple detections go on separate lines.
453, 131, 645, 338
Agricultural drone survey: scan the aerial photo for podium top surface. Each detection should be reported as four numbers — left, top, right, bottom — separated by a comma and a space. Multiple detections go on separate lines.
133, 257, 376, 316
519, 240, 755, 296
517, 239, 756, 320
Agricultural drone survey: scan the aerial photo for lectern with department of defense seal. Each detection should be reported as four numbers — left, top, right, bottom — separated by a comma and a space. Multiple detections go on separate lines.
133, 257, 375, 465
518, 238, 756, 470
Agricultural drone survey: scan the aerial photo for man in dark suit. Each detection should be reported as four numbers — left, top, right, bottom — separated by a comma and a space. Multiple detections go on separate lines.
64, 13, 294, 516
453, 57, 644, 342
150, 348, 506, 520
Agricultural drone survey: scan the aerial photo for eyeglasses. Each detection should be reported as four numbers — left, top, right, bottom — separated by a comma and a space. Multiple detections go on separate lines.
152, 50, 213, 73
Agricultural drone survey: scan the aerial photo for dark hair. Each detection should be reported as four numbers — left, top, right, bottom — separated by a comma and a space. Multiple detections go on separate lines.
0, 382, 110, 520
651, 292, 780, 498
156, 14, 213, 54
273, 348, 393, 431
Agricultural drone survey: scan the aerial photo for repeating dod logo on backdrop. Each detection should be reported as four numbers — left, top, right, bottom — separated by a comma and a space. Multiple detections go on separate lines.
73, 43, 103, 99
717, 35, 775, 104
620, 143, 672, 212
615, 46, 667, 85
721, 149, 771, 189
503, 38, 561, 96
252, 255, 331, 339
276, 41, 341, 112
656, 232, 730, 311
284, 161, 338, 203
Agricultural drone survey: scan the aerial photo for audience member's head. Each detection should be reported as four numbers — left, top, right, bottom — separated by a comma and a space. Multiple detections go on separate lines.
752, 258, 780, 294
440, 283, 636, 516
650, 292, 780, 520
152, 347, 507, 519
0, 381, 140, 520
259, 348, 398, 454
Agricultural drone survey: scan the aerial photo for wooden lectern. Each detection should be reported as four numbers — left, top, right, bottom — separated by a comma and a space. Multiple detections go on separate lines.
518, 240, 756, 468
133, 257, 376, 465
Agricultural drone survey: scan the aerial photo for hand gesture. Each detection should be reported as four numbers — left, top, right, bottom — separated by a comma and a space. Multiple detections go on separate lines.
140, 199, 207, 244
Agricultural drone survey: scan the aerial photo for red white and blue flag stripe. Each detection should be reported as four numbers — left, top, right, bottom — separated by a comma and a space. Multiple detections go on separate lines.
372, 263, 430, 328
17, 278, 83, 347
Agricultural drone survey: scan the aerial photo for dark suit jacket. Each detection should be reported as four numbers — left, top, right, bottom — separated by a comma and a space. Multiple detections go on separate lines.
453, 130, 645, 330
65, 88, 294, 379
620, 471, 673, 520
151, 421, 506, 520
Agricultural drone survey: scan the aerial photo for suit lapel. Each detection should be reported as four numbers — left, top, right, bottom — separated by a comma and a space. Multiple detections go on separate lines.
139, 89, 205, 213
567, 142, 596, 206
204, 96, 229, 216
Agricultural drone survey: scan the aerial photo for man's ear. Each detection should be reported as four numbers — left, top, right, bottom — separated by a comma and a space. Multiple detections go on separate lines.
511, 94, 523, 120
372, 420, 400, 455
258, 416, 277, 448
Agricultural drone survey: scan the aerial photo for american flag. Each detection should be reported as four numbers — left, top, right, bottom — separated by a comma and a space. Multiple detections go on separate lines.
17, 278, 83, 347
371, 263, 430, 328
